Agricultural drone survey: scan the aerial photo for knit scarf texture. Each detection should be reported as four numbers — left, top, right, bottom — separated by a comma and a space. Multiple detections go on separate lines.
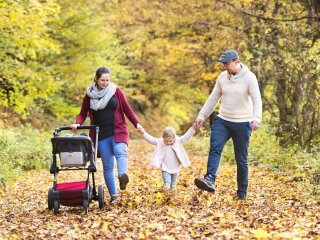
86, 82, 117, 111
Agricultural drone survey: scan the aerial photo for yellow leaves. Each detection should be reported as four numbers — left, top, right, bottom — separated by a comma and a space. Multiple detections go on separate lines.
306, 39, 313, 47
239, 0, 256, 6
0, 139, 319, 239
253, 229, 269, 239
138, 231, 145, 238
90, 219, 114, 236
91, 220, 101, 229
9, 11, 16, 22
265, 28, 272, 34
155, 191, 164, 204
101, 222, 112, 235
135, 195, 142, 204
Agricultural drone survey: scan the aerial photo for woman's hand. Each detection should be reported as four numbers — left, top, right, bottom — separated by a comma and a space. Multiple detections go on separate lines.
70, 123, 80, 131
136, 123, 145, 135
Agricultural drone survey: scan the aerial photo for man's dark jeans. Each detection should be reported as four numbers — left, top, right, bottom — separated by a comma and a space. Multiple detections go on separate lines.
207, 116, 252, 197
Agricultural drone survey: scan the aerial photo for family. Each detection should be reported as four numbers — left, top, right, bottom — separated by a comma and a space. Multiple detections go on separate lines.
70, 49, 263, 205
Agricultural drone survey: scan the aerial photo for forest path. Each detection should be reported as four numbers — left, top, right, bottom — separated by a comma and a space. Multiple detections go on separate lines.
0, 139, 319, 239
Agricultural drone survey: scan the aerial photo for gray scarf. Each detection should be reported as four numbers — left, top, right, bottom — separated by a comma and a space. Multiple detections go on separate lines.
86, 82, 117, 110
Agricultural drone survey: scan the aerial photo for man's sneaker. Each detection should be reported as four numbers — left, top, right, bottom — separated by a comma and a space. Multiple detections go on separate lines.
194, 178, 215, 192
237, 193, 247, 200
109, 195, 118, 205
119, 173, 129, 190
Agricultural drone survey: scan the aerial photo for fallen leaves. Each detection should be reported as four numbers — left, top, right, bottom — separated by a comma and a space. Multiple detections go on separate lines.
0, 139, 319, 239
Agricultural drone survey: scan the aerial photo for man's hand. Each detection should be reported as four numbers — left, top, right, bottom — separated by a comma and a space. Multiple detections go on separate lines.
193, 119, 204, 130
250, 121, 260, 131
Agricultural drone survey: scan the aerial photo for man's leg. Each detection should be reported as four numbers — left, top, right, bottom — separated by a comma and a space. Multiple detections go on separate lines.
231, 121, 252, 199
207, 117, 231, 180
195, 117, 230, 192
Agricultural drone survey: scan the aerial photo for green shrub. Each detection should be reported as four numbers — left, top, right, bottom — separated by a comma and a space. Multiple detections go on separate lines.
0, 127, 51, 185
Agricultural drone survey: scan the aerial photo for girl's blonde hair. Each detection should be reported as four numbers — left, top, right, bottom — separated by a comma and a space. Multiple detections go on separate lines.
162, 126, 176, 138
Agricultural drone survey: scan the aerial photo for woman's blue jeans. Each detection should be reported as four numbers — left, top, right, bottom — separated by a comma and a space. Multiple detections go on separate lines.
98, 136, 128, 196
207, 116, 252, 197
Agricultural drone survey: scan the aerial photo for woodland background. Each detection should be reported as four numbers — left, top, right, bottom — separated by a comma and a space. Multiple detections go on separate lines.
0, 0, 319, 238
0, 0, 319, 192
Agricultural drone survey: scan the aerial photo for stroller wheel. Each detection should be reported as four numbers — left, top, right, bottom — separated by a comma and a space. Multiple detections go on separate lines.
48, 187, 53, 210
83, 199, 89, 213
53, 200, 59, 214
98, 185, 104, 209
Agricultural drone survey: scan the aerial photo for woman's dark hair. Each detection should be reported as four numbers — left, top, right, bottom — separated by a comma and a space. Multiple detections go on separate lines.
94, 66, 111, 82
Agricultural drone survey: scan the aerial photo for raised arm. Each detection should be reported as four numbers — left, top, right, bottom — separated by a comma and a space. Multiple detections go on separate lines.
179, 127, 196, 144
142, 131, 158, 146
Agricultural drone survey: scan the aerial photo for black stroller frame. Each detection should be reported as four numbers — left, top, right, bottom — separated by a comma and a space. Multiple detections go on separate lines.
48, 125, 104, 214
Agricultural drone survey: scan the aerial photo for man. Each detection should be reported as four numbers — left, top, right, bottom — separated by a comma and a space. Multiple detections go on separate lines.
193, 50, 262, 200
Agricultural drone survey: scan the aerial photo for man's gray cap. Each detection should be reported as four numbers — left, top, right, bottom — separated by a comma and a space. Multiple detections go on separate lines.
218, 50, 239, 63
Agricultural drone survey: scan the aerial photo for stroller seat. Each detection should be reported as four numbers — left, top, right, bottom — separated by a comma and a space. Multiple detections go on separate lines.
51, 134, 94, 168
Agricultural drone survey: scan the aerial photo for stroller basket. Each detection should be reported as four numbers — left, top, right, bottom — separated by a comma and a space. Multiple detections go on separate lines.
56, 181, 88, 206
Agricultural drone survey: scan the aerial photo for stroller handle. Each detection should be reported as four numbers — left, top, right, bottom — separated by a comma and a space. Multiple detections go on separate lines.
55, 125, 99, 132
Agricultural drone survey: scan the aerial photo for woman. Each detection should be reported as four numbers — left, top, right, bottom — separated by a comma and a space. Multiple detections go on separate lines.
71, 66, 142, 205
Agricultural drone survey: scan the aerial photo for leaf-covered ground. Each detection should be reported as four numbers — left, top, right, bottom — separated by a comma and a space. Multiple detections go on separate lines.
0, 139, 319, 239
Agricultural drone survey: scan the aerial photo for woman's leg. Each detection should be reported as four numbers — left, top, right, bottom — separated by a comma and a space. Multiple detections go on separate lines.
112, 139, 128, 177
112, 139, 129, 190
98, 137, 117, 196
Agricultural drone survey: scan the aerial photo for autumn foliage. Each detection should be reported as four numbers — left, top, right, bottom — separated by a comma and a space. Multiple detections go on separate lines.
0, 0, 319, 238
0, 140, 319, 239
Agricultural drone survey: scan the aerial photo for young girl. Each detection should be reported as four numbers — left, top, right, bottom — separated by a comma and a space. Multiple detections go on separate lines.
138, 125, 195, 191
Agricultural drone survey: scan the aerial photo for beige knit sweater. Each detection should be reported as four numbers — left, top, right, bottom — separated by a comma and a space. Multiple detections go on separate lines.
197, 64, 262, 123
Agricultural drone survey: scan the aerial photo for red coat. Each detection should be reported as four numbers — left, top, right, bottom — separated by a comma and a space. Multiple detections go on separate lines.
76, 87, 139, 145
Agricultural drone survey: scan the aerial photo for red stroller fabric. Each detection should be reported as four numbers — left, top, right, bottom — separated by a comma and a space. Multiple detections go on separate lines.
56, 181, 86, 190
56, 181, 87, 206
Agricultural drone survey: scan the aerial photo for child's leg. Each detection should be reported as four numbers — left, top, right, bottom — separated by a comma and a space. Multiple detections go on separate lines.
162, 171, 171, 189
170, 173, 179, 189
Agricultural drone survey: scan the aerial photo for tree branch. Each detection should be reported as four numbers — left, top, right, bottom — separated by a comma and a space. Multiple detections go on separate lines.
216, 0, 320, 22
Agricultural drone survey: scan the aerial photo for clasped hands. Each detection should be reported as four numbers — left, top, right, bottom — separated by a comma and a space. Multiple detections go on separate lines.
192, 119, 260, 131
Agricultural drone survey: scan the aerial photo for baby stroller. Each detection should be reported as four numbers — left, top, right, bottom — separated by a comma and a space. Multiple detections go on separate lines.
48, 125, 104, 214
